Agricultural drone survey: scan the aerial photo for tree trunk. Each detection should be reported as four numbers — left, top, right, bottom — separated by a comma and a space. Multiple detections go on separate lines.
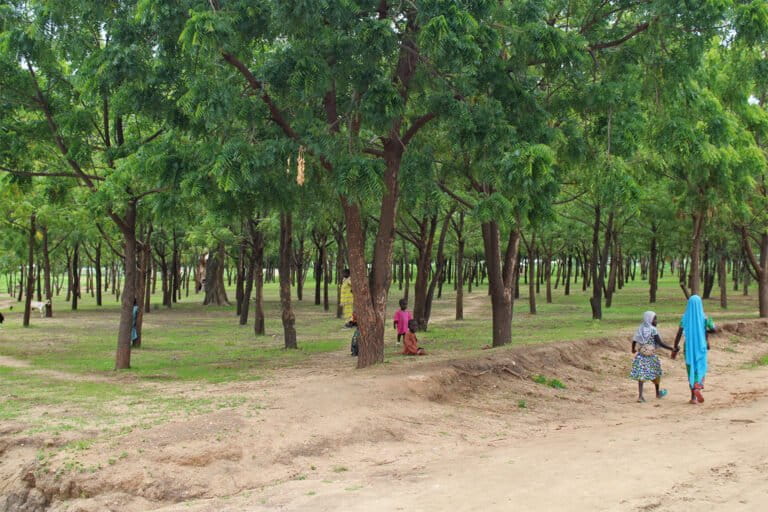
412, 216, 437, 331
94, 243, 102, 306
236, 237, 246, 315
334, 227, 345, 319
545, 252, 553, 304
251, 219, 266, 335
605, 234, 619, 308
203, 243, 230, 305
649, 229, 658, 303
590, 206, 612, 320
481, 222, 521, 347
718, 250, 728, 309
564, 254, 572, 296
71, 242, 80, 311
689, 212, 705, 296
455, 212, 465, 321
528, 239, 536, 315
42, 226, 53, 318
741, 229, 768, 318
115, 201, 138, 369
240, 244, 255, 326
423, 209, 453, 328
23, 214, 36, 327
280, 213, 298, 349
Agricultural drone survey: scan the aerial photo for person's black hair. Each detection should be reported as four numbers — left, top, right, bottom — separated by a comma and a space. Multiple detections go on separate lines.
399, 298, 408, 307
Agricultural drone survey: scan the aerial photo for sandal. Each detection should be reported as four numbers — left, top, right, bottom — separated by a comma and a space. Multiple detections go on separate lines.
657, 389, 668, 399
693, 385, 704, 403
637, 397, 646, 403
689, 399, 699, 405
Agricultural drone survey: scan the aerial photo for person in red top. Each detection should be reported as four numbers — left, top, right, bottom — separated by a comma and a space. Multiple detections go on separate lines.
393, 298, 413, 345
402, 319, 426, 356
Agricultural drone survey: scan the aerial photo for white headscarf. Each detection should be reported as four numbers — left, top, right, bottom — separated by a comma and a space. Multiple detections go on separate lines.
632, 311, 656, 343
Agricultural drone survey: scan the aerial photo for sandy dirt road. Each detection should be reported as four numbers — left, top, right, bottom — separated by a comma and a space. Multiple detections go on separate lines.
148, 325, 768, 512
2, 321, 767, 512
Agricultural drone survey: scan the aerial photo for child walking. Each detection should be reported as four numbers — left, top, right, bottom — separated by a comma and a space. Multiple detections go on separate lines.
630, 311, 677, 402
393, 298, 413, 345
402, 319, 426, 356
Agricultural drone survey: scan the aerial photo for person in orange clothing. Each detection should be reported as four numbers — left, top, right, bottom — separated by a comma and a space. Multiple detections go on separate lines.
402, 319, 426, 356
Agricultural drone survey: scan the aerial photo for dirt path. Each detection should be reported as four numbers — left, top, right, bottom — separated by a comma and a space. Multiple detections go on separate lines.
209, 365, 768, 512
2, 321, 767, 512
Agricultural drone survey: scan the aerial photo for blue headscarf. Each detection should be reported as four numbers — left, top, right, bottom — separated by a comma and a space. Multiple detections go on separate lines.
682, 295, 707, 387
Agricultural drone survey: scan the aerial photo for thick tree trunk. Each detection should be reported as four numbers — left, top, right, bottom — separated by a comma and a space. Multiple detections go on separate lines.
115, 201, 138, 369
23, 215, 36, 327
342, 151, 401, 367
279, 213, 298, 349
482, 221, 520, 347
203, 243, 230, 305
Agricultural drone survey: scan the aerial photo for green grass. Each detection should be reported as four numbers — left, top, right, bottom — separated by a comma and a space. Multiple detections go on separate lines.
0, 265, 763, 438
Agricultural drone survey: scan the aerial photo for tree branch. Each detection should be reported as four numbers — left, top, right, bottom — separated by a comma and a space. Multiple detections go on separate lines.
96, 223, 125, 259
402, 112, 437, 146
437, 182, 475, 209
221, 52, 300, 141
589, 22, 650, 51
0, 167, 104, 181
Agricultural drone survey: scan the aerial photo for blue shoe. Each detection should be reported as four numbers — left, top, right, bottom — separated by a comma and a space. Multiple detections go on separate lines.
657, 389, 668, 399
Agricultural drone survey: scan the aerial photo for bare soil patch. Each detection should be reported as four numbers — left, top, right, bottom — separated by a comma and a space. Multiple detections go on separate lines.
2, 319, 768, 511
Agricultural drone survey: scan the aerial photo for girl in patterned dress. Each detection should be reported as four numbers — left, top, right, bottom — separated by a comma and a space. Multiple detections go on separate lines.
630, 311, 678, 402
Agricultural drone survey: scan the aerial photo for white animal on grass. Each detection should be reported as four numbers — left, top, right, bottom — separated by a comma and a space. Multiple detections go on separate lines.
29, 300, 50, 318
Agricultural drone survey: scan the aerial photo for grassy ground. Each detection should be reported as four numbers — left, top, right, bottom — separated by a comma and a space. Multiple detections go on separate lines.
0, 270, 761, 430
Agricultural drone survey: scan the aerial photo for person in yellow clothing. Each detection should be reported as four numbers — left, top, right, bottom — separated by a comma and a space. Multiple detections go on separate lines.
340, 268, 354, 327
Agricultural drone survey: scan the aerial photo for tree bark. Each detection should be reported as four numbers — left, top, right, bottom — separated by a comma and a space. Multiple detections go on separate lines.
423, 209, 453, 328
280, 213, 298, 348
42, 226, 53, 317
251, 219, 266, 335
527, 234, 537, 315
454, 212, 465, 321
649, 227, 658, 303
23, 214, 36, 327
741, 229, 768, 317
240, 242, 255, 326
71, 242, 80, 311
482, 221, 520, 347
115, 201, 138, 369
203, 243, 230, 305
